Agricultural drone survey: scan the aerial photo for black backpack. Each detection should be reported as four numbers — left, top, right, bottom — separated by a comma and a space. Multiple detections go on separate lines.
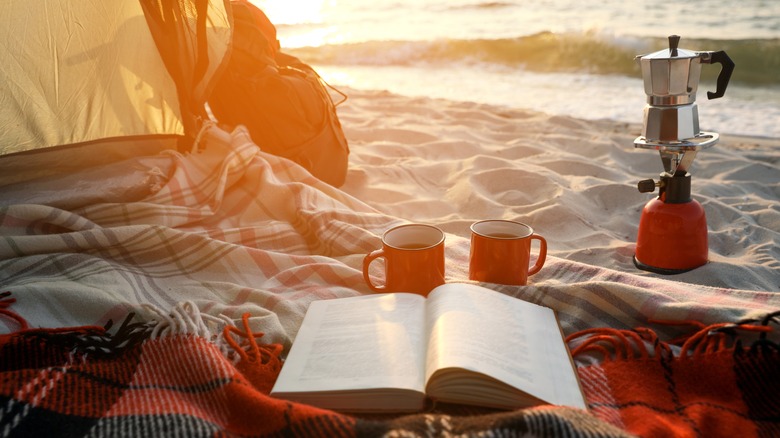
209, 2, 349, 187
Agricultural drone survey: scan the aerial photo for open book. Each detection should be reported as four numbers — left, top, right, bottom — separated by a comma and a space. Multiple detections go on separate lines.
270, 283, 586, 412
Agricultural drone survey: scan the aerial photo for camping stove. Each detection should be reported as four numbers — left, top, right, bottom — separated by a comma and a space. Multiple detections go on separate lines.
633, 35, 734, 274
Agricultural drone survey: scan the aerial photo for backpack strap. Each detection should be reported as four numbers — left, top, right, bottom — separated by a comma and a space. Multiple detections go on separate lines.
140, 0, 232, 147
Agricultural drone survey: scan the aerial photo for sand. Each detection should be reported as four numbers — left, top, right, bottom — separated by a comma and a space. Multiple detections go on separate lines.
336, 87, 780, 291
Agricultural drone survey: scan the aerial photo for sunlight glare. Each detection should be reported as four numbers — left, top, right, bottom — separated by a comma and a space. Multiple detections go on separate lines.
249, 0, 338, 47
249, 0, 325, 25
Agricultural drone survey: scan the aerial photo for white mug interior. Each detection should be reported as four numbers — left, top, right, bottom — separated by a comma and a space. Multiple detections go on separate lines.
384, 224, 444, 249
471, 220, 533, 239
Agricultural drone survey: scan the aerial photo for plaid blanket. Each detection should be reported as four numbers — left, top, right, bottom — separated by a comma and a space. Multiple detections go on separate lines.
570, 312, 780, 437
1, 293, 777, 437
2, 124, 780, 436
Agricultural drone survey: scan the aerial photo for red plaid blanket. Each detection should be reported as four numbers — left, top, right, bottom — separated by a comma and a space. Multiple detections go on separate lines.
570, 313, 780, 437
2, 293, 777, 437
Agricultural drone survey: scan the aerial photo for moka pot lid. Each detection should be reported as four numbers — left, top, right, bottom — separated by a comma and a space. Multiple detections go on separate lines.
639, 41, 699, 61
636, 35, 705, 104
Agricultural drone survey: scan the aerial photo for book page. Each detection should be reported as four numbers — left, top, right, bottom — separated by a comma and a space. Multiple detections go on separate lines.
271, 293, 428, 395
424, 283, 585, 409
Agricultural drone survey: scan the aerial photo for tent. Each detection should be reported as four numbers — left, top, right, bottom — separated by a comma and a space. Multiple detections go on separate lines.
0, 0, 231, 160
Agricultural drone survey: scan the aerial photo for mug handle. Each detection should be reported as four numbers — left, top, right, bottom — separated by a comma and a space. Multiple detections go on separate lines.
527, 234, 547, 276
363, 249, 387, 292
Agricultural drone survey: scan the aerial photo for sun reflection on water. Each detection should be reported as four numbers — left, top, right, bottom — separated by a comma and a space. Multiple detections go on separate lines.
249, 0, 340, 48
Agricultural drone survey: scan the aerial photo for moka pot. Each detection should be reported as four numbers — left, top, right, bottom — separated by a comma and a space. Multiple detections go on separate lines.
632, 35, 734, 274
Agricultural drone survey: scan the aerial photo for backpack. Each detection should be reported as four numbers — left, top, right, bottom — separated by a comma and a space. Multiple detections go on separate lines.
208, 1, 350, 187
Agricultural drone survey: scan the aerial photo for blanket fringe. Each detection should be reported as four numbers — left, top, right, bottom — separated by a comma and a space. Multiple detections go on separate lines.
1, 291, 151, 357
142, 301, 243, 359
143, 301, 232, 339
0, 291, 28, 331
567, 310, 780, 362
142, 301, 282, 370
143, 300, 283, 391
141, 302, 283, 392
224, 312, 283, 394
223, 312, 283, 367
1, 294, 282, 371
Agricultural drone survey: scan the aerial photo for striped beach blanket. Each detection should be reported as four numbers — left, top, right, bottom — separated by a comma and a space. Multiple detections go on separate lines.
2, 124, 779, 436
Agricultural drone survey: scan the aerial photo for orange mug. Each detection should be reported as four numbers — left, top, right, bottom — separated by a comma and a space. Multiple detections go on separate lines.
469, 220, 547, 286
363, 224, 445, 295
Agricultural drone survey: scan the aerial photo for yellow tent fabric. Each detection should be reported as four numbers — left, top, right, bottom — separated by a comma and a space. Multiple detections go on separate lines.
0, 0, 231, 156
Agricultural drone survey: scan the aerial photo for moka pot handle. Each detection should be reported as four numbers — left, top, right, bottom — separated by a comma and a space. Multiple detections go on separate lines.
702, 50, 735, 100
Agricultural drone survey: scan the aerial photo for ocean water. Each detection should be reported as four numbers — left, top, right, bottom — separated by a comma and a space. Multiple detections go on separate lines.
252, 0, 780, 138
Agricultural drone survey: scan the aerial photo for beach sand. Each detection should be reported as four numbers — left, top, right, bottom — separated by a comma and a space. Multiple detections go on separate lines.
337, 87, 780, 291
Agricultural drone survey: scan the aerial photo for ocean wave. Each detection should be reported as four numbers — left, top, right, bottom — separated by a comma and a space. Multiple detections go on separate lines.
286, 33, 780, 87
